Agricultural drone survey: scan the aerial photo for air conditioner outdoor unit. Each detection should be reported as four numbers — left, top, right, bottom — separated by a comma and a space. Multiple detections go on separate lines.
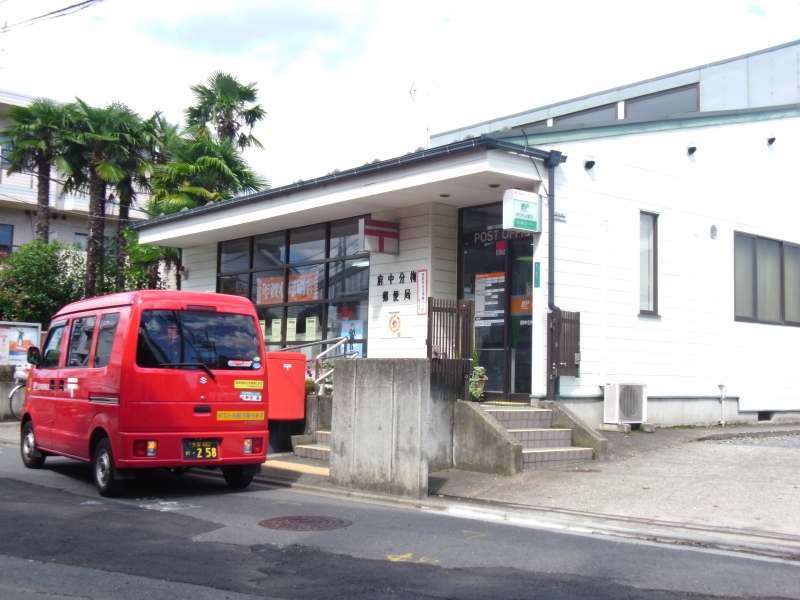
604, 383, 647, 424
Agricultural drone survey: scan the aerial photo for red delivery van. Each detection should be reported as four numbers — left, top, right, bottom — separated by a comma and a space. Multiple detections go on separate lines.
19, 290, 269, 496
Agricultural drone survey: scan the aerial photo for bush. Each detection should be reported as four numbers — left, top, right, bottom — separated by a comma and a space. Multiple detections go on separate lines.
0, 241, 85, 325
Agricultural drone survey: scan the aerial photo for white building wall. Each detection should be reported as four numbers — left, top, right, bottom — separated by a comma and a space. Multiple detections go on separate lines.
368, 202, 457, 359
180, 244, 218, 292
537, 115, 800, 412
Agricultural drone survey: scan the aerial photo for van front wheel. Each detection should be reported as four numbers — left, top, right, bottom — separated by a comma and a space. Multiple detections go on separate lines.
222, 466, 254, 489
93, 439, 122, 497
20, 421, 45, 469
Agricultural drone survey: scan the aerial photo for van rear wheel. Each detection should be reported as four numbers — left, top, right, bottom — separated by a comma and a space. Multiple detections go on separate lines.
20, 421, 45, 469
222, 466, 254, 489
93, 438, 122, 497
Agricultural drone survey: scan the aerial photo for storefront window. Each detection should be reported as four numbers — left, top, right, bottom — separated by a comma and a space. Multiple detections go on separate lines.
289, 224, 326, 263
330, 219, 362, 257
254, 232, 286, 268
327, 301, 367, 358
219, 217, 369, 356
219, 237, 250, 272
328, 259, 369, 298
219, 273, 249, 297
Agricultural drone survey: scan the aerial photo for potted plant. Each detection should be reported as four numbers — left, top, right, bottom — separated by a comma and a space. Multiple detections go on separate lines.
469, 363, 488, 401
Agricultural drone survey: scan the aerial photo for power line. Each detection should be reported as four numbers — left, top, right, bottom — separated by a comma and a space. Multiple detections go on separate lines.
2, 0, 105, 33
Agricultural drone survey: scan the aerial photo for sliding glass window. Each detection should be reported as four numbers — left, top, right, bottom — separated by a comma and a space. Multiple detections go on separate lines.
735, 232, 800, 326
217, 217, 370, 358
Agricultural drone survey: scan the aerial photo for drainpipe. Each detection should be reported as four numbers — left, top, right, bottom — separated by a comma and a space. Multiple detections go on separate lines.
718, 384, 726, 426
545, 150, 564, 401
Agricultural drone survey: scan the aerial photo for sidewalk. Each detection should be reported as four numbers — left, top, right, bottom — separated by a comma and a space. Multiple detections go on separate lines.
2, 420, 799, 560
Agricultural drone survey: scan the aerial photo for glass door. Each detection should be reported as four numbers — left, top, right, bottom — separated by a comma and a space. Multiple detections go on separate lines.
508, 239, 533, 397
461, 232, 534, 400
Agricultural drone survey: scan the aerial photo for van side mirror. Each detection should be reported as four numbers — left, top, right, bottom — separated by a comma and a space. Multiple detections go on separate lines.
27, 347, 41, 366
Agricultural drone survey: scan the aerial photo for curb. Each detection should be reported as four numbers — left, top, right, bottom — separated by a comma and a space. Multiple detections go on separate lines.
245, 471, 800, 563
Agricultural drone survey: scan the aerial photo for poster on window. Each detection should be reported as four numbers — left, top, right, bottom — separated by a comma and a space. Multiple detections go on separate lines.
256, 273, 319, 305
340, 320, 363, 358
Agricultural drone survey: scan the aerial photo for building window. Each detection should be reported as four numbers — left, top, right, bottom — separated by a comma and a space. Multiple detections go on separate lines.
625, 85, 699, 120
553, 104, 617, 127
217, 217, 370, 357
0, 141, 13, 179
74, 233, 88, 251
0, 224, 13, 258
734, 233, 799, 325
639, 212, 658, 315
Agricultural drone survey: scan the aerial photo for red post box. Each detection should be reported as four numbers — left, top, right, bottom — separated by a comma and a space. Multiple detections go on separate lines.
265, 351, 306, 420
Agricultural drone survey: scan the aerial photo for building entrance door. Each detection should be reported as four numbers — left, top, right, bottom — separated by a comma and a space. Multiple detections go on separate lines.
461, 223, 534, 402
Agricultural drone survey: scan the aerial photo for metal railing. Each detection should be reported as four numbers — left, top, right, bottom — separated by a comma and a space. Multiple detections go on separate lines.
276, 337, 358, 394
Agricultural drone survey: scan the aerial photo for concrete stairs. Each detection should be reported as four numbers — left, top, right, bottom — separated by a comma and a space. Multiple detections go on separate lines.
483, 406, 594, 469
294, 407, 594, 470
294, 429, 331, 461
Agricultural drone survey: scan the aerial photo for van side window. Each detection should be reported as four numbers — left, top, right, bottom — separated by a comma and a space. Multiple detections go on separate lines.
94, 312, 120, 367
66, 316, 97, 368
41, 321, 67, 369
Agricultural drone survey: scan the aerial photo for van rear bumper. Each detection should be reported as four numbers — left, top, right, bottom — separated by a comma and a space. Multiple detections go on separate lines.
116, 430, 268, 469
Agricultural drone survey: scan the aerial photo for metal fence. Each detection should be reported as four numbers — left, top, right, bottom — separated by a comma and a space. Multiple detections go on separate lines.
427, 298, 474, 400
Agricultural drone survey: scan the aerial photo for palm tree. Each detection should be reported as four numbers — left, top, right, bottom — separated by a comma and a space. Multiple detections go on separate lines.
184, 71, 267, 150
1, 99, 71, 242
61, 99, 151, 297
148, 133, 267, 215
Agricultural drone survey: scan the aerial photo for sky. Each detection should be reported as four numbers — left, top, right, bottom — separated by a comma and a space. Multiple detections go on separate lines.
0, 0, 798, 189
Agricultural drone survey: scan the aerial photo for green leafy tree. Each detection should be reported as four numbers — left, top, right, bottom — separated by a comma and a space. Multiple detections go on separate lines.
185, 71, 267, 150
0, 99, 71, 242
0, 241, 85, 325
125, 229, 180, 290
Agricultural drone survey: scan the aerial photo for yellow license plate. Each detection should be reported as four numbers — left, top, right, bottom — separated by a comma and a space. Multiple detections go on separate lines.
183, 439, 219, 460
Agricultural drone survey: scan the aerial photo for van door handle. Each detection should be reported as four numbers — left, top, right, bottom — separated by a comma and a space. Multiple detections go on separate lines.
58, 380, 64, 392
194, 405, 211, 414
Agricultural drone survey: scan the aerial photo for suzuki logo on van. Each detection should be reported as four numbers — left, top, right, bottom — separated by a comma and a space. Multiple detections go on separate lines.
199, 377, 208, 385
283, 363, 292, 371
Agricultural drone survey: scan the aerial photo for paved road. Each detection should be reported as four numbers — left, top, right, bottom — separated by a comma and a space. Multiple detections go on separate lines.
2, 449, 800, 600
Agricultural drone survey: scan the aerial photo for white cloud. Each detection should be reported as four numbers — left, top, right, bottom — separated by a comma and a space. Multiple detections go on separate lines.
1, 0, 797, 187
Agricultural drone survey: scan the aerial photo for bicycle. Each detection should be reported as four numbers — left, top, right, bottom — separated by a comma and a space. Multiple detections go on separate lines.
8, 365, 29, 421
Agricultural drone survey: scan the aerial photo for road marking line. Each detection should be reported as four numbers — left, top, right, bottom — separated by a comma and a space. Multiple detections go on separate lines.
265, 459, 330, 476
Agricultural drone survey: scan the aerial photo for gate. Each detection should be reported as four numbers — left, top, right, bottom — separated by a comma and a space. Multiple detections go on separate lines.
548, 308, 581, 382
427, 298, 474, 400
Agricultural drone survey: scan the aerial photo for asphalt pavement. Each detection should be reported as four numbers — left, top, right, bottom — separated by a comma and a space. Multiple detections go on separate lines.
2, 418, 799, 561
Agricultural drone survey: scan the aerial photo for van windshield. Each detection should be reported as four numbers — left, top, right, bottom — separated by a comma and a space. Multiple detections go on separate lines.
136, 310, 262, 371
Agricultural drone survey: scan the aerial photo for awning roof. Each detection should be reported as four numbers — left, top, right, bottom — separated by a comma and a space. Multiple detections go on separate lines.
134, 138, 566, 248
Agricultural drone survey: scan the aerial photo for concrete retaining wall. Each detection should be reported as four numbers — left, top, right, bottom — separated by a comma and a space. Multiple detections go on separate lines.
541, 400, 608, 460
0, 381, 19, 422
453, 401, 522, 475
330, 359, 431, 499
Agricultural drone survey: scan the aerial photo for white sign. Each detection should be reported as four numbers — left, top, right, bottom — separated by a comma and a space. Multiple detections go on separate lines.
416, 269, 428, 315
502, 189, 541, 233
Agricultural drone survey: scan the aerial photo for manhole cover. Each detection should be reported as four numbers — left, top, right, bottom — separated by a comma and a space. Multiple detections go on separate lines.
259, 516, 352, 531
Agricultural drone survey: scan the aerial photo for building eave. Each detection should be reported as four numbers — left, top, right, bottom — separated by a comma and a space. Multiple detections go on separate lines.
134, 139, 565, 248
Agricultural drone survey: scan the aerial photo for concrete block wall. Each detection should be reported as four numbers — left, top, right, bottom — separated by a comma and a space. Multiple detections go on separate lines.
330, 359, 431, 499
